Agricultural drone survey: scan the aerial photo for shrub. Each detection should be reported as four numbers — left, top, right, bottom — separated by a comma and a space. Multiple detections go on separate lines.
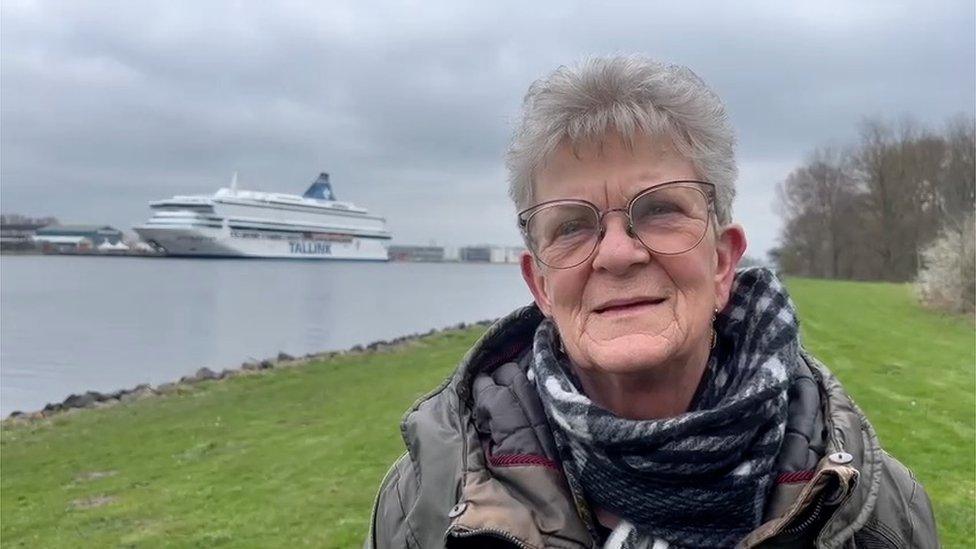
916, 214, 975, 314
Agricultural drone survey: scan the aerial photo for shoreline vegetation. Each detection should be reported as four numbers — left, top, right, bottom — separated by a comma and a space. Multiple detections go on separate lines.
1, 279, 973, 547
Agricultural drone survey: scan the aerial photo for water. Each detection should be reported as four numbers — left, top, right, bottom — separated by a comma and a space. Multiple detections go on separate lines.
0, 256, 531, 415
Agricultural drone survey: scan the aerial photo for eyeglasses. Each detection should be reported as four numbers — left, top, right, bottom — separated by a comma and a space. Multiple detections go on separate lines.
518, 180, 715, 269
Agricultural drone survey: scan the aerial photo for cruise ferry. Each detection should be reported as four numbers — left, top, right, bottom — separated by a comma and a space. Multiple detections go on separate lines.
134, 173, 391, 260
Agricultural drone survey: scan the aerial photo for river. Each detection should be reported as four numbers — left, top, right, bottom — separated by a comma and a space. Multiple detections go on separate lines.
0, 256, 531, 415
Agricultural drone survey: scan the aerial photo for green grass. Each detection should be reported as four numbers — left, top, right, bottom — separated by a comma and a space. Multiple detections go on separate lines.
787, 278, 975, 547
1, 280, 973, 547
1, 330, 482, 548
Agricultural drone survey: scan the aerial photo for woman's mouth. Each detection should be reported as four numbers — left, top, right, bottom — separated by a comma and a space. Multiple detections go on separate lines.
593, 297, 667, 316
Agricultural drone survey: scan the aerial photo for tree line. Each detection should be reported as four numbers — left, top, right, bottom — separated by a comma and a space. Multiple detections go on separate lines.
772, 115, 974, 296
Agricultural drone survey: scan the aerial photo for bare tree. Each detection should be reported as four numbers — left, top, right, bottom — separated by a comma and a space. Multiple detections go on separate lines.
774, 112, 975, 291
776, 147, 860, 278
853, 118, 903, 280
939, 114, 976, 229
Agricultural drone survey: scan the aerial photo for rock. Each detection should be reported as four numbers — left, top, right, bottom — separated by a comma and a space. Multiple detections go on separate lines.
366, 340, 389, 351
111, 385, 145, 400
8, 410, 24, 419
195, 367, 220, 381
92, 398, 120, 409
259, 359, 274, 370
350, 344, 364, 353
28, 411, 46, 420
242, 361, 261, 371
156, 382, 180, 394
219, 369, 238, 379
120, 385, 155, 402
368, 342, 393, 353
63, 393, 97, 409
42, 401, 63, 413
277, 352, 294, 361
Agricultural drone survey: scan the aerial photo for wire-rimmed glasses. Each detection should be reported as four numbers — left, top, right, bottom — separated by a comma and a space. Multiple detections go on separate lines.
518, 180, 715, 269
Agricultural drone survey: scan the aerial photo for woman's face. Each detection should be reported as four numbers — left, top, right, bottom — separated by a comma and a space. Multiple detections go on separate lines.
520, 133, 746, 376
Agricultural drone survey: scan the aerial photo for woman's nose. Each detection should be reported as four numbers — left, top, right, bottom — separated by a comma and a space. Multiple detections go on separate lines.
590, 212, 651, 273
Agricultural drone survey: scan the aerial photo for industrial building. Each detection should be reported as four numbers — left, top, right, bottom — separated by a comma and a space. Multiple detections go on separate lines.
34, 225, 124, 253
458, 245, 526, 263
388, 245, 445, 262
0, 219, 50, 252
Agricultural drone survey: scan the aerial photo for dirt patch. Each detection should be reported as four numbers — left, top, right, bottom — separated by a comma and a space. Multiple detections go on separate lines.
75, 470, 118, 482
69, 495, 117, 510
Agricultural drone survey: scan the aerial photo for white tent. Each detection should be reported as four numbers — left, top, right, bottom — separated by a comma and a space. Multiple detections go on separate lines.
97, 240, 129, 252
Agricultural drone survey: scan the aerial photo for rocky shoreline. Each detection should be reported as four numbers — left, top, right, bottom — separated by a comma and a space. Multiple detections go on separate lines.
4, 319, 495, 424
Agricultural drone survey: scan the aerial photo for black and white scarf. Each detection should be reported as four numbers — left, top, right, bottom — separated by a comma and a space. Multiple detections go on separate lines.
529, 268, 802, 548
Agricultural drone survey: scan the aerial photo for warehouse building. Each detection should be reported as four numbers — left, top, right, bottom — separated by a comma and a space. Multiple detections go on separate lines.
388, 245, 445, 262
34, 225, 124, 253
459, 245, 526, 263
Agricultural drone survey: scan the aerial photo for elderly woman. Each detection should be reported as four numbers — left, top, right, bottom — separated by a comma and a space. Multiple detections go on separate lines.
367, 57, 937, 548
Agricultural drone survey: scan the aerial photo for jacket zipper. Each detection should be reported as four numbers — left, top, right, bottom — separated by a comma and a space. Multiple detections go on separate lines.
779, 495, 825, 537
447, 526, 532, 549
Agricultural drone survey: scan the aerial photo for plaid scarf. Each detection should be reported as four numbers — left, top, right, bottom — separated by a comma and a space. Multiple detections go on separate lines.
529, 268, 801, 548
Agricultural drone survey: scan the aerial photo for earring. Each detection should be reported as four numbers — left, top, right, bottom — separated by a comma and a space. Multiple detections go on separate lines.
710, 307, 718, 349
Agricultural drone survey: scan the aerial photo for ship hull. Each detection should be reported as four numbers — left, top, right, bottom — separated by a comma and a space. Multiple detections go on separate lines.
134, 226, 389, 260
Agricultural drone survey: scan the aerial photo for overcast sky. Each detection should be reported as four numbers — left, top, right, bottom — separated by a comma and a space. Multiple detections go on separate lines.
2, 1, 973, 257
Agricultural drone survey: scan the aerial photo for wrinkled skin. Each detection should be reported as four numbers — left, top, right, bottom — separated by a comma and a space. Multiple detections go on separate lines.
520, 133, 747, 418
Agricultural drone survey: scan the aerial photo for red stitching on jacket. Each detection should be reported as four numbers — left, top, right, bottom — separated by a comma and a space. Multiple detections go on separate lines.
776, 470, 816, 484
489, 453, 561, 471
484, 341, 528, 372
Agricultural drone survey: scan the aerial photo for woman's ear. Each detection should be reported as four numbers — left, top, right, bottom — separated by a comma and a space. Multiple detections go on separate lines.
520, 251, 553, 317
713, 223, 747, 311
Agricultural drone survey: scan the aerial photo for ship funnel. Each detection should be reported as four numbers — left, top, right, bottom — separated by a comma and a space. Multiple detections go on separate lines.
303, 172, 335, 201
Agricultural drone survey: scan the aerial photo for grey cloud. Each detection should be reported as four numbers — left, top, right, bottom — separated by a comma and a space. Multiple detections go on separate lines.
2, 1, 973, 252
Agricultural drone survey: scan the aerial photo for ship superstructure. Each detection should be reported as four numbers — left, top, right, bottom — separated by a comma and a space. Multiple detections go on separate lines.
134, 173, 390, 260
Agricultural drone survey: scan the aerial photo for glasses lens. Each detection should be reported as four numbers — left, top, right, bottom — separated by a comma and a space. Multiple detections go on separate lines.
525, 203, 600, 268
630, 185, 710, 254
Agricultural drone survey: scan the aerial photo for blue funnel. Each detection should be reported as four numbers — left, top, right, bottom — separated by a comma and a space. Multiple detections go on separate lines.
303, 173, 335, 200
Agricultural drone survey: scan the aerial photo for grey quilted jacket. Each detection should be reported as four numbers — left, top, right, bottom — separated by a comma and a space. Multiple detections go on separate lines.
366, 305, 939, 548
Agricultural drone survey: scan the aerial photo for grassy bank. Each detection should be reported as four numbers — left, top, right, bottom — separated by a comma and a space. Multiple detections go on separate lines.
2, 279, 973, 547
787, 278, 974, 546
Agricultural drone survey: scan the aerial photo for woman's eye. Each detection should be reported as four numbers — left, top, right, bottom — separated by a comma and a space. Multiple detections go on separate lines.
556, 221, 585, 236
643, 202, 681, 215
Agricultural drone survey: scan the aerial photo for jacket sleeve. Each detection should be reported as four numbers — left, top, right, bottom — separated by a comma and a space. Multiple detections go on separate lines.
365, 453, 418, 549
854, 451, 939, 548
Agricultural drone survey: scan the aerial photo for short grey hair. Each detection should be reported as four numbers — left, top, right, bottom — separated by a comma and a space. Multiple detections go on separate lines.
506, 55, 737, 224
